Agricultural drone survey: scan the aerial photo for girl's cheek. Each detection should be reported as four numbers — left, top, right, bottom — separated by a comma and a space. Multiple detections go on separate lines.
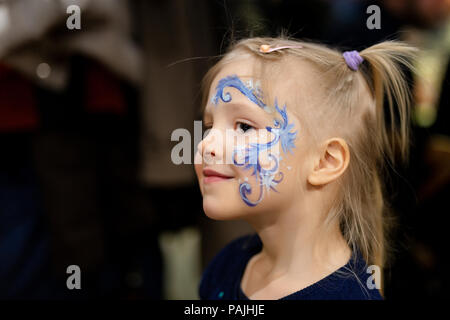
258, 152, 274, 168
226, 134, 246, 166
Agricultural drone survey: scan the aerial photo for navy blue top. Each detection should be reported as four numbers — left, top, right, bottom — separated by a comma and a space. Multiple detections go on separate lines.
199, 234, 383, 300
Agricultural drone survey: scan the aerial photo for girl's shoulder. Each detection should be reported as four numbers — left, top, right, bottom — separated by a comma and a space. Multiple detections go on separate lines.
199, 234, 261, 300
281, 251, 384, 300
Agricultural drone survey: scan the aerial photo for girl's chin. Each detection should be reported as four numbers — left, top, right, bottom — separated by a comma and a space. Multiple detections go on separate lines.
202, 197, 244, 221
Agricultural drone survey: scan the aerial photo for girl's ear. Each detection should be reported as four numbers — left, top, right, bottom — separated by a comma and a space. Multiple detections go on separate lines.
307, 138, 350, 186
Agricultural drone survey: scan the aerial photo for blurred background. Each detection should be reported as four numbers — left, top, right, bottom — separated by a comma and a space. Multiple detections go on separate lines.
0, 0, 448, 300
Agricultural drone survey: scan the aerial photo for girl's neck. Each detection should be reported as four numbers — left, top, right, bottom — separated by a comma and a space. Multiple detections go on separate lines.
244, 199, 351, 284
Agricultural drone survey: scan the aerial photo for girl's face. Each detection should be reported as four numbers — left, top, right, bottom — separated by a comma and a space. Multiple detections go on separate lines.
194, 57, 311, 221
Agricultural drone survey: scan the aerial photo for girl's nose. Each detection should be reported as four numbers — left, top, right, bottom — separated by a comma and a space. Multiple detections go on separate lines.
205, 146, 216, 158
203, 139, 217, 164
200, 129, 224, 164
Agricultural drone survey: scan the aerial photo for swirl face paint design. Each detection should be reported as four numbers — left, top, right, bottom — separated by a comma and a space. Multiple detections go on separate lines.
213, 75, 272, 113
212, 75, 297, 207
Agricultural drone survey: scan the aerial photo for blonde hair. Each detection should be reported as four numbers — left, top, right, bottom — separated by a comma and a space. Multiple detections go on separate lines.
201, 37, 417, 283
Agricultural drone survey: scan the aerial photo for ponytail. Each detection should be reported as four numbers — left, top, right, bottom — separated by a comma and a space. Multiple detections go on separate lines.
360, 41, 418, 164
342, 41, 417, 278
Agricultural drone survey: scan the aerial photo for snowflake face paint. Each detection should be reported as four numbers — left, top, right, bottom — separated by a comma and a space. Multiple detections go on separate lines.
211, 74, 298, 207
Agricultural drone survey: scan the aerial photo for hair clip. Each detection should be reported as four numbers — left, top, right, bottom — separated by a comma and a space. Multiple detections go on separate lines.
342, 50, 364, 71
259, 44, 303, 53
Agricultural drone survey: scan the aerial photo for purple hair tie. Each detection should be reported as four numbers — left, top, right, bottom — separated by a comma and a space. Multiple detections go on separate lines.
343, 50, 364, 71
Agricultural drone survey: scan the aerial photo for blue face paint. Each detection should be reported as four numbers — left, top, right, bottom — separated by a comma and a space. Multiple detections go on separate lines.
267, 102, 297, 155
213, 75, 266, 109
212, 74, 298, 207
233, 102, 297, 206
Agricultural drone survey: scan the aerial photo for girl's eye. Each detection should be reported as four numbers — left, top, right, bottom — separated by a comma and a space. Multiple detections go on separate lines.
236, 122, 255, 133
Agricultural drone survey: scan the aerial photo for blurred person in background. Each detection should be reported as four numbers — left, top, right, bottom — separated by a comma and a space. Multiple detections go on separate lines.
0, 0, 157, 298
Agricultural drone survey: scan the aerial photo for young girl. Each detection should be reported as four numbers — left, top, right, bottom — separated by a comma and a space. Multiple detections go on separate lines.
194, 37, 416, 300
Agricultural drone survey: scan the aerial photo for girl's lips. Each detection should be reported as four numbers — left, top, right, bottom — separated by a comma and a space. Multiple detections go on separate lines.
202, 168, 234, 184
